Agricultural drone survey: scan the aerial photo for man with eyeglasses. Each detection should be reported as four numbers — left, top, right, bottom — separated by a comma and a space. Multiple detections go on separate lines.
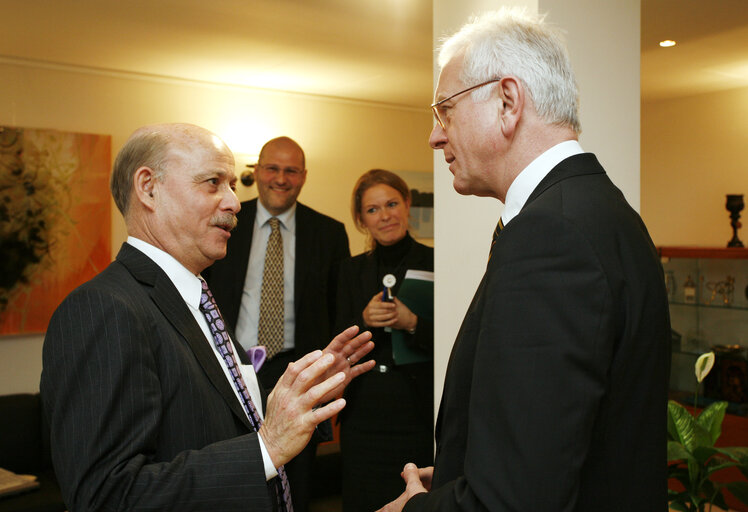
379, 7, 669, 512
205, 136, 350, 511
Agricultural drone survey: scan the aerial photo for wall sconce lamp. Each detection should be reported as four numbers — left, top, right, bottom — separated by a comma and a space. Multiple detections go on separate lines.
234, 154, 259, 187
241, 164, 256, 187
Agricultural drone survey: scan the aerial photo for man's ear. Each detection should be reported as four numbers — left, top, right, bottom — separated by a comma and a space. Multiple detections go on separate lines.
133, 166, 158, 211
498, 77, 524, 137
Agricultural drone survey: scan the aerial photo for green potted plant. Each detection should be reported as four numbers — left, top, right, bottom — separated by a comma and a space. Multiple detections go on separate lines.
668, 351, 748, 511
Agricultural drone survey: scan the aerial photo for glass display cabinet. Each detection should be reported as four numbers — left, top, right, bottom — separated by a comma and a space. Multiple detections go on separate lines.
659, 247, 748, 414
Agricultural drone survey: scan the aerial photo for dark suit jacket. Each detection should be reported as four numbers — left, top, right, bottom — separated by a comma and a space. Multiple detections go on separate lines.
335, 236, 434, 419
335, 236, 434, 366
405, 154, 671, 511
40, 243, 273, 512
204, 199, 350, 356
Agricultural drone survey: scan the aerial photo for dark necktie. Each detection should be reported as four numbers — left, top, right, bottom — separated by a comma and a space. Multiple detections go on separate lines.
258, 218, 285, 359
489, 217, 504, 260
198, 277, 293, 511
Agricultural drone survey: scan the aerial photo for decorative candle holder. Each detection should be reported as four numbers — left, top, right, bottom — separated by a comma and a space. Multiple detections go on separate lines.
726, 194, 744, 248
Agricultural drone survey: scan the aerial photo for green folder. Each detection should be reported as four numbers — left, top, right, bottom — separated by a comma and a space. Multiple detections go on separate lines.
392, 269, 434, 365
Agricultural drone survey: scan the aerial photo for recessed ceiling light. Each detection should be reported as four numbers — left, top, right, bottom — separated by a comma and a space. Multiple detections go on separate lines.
659, 40, 676, 48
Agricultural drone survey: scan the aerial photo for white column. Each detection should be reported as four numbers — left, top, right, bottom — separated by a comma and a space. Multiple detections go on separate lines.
544, 0, 641, 209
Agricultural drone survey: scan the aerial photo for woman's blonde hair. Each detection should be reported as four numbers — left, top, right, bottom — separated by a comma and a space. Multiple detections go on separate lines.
351, 169, 411, 251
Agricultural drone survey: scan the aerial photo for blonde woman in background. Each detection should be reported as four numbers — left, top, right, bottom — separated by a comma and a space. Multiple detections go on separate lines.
335, 169, 433, 512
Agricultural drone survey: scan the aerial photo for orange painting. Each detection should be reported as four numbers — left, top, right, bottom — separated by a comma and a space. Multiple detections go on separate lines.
0, 126, 111, 334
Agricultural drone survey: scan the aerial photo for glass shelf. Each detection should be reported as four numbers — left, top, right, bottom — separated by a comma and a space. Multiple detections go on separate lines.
669, 300, 748, 311
659, 246, 748, 259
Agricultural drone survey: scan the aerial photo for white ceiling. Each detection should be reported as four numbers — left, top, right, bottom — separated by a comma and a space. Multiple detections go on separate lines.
0, 0, 433, 108
1, 0, 747, 108
641, 0, 748, 102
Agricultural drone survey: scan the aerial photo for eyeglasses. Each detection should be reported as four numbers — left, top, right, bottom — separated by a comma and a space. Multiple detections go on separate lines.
430, 78, 502, 129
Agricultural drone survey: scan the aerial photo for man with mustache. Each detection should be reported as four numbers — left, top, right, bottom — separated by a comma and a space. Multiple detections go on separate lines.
205, 136, 350, 511
40, 123, 373, 511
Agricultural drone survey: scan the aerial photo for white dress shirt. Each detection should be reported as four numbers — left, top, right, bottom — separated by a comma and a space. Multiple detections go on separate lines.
501, 140, 584, 225
127, 236, 278, 480
235, 201, 297, 352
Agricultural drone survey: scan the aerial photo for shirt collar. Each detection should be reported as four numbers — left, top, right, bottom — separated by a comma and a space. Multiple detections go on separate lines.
256, 200, 296, 233
502, 140, 584, 225
126, 236, 203, 310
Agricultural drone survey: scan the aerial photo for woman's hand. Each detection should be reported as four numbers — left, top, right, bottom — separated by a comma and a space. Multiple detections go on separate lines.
362, 292, 397, 327
390, 298, 417, 332
362, 292, 417, 332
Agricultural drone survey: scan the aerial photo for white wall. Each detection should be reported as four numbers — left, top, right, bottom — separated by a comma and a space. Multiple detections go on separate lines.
642, 86, 748, 247
432, 0, 641, 413
0, 60, 432, 394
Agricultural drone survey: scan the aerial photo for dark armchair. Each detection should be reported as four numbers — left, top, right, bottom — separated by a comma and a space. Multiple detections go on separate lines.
0, 393, 65, 512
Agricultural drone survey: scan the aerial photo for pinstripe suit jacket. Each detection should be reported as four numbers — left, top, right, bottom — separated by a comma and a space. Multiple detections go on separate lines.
40, 243, 274, 512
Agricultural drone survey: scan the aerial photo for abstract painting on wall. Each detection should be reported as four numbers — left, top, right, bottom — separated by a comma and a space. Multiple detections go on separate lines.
0, 126, 111, 335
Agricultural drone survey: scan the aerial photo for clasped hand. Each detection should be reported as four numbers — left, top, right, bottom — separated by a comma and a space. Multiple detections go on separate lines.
376, 463, 432, 511
362, 292, 417, 332
259, 325, 374, 467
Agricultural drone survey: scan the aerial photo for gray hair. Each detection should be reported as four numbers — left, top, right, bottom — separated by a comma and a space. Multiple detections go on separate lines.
110, 128, 171, 217
438, 7, 581, 134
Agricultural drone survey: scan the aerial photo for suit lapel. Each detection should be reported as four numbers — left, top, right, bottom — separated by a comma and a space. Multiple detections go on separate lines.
209, 199, 256, 329
228, 200, 257, 303
118, 244, 253, 431
294, 203, 312, 318
361, 251, 379, 296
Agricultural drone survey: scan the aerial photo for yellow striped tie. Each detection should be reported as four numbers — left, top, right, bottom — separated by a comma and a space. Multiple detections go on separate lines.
489, 217, 504, 261
258, 218, 284, 358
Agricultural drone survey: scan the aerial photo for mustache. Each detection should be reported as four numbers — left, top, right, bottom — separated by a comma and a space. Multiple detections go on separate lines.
211, 213, 238, 231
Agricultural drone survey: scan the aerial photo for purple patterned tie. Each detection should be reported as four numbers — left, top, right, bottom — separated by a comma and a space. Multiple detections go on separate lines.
198, 277, 293, 511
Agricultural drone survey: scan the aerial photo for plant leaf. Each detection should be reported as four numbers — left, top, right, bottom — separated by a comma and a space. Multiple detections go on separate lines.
668, 401, 697, 449
726, 481, 748, 506
702, 477, 719, 499
703, 459, 739, 478
730, 447, 748, 479
729, 446, 748, 462
693, 446, 721, 465
690, 422, 712, 453
721, 446, 748, 466
669, 441, 694, 462
695, 401, 727, 445
712, 488, 730, 511
667, 500, 689, 512
712, 446, 748, 463
667, 401, 680, 441
667, 499, 689, 512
